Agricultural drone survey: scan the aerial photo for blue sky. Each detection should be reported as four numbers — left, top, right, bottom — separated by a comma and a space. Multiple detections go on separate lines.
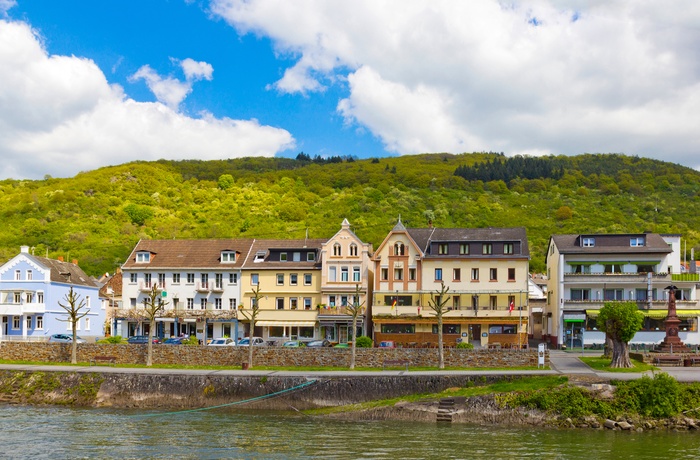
1, 1, 699, 179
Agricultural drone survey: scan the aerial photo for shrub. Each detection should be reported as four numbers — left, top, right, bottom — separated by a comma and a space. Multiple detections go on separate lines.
105, 335, 122, 344
183, 335, 200, 346
614, 373, 682, 418
355, 336, 373, 348
456, 342, 474, 349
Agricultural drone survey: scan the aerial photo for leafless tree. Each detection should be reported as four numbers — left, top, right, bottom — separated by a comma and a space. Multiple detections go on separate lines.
239, 284, 262, 369
141, 283, 168, 367
57, 287, 89, 365
347, 284, 366, 370
427, 283, 451, 369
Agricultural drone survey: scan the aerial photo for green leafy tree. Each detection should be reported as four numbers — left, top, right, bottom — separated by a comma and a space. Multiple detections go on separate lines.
427, 283, 451, 369
597, 301, 644, 368
57, 287, 89, 365
217, 174, 235, 190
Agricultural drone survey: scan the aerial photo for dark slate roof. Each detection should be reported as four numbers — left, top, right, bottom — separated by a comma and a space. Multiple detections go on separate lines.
242, 238, 324, 270
551, 233, 672, 255
26, 255, 97, 288
122, 239, 255, 269
407, 227, 529, 256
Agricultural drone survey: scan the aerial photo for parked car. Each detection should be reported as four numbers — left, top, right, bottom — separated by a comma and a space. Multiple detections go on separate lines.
306, 339, 331, 348
48, 334, 86, 344
282, 340, 305, 347
237, 337, 265, 346
127, 335, 160, 344
378, 340, 396, 348
208, 338, 236, 346
163, 337, 185, 345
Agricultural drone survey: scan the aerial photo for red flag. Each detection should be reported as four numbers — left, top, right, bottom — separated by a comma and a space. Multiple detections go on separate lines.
509, 301, 514, 312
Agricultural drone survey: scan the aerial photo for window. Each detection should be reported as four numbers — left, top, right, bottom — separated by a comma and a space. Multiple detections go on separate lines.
136, 252, 151, 263
276, 298, 285, 310
304, 274, 312, 285
293, 252, 301, 262
172, 273, 180, 284
85, 318, 90, 331
503, 243, 514, 254
435, 268, 443, 281
221, 251, 236, 263
254, 251, 266, 262
394, 268, 403, 280
215, 298, 222, 310
172, 298, 179, 309
14, 270, 20, 280
333, 243, 342, 256
37, 292, 44, 303
130, 273, 137, 283
290, 298, 298, 310
350, 244, 358, 256
36, 316, 43, 329
158, 273, 166, 287
459, 243, 469, 255
25, 292, 33, 303
229, 273, 238, 284
215, 273, 223, 289
329, 295, 336, 307
187, 273, 195, 284
582, 237, 595, 247
307, 252, 315, 261
603, 289, 623, 301
635, 289, 648, 301
201, 274, 208, 288
187, 298, 194, 309
432, 324, 461, 334
570, 289, 591, 301
341, 267, 349, 282
438, 243, 448, 255
229, 298, 237, 310
489, 324, 517, 334
508, 268, 516, 281
251, 273, 259, 285
130, 298, 137, 307
394, 242, 405, 256
570, 264, 591, 274
26, 270, 32, 280
630, 237, 645, 247
482, 244, 492, 255
381, 268, 388, 281
26, 317, 32, 329
276, 274, 284, 285
144, 273, 152, 288
341, 295, 349, 306
380, 324, 415, 334
409, 268, 416, 281
328, 266, 337, 282
251, 298, 258, 308
280, 252, 288, 262
471, 268, 479, 281
489, 296, 497, 309
200, 299, 207, 309
290, 273, 298, 285
453, 296, 460, 309
604, 264, 623, 274
304, 298, 312, 310
86, 296, 91, 308
453, 268, 461, 281
353, 267, 361, 282
12, 316, 19, 329
490, 268, 497, 281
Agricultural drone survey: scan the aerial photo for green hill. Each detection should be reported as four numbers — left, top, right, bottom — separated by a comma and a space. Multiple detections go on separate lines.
1, 152, 698, 276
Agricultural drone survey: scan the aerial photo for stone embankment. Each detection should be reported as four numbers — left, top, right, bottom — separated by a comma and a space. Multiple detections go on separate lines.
0, 342, 543, 368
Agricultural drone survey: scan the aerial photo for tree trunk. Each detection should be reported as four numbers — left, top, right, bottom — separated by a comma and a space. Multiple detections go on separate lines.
71, 320, 78, 365
610, 339, 633, 368
147, 319, 155, 367
603, 334, 613, 359
349, 316, 358, 370
247, 321, 254, 369
438, 320, 444, 369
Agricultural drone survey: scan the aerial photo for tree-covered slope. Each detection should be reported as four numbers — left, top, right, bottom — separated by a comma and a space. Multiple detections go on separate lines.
1, 152, 698, 276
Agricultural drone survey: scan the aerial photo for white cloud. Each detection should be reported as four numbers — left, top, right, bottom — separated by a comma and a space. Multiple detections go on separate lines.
0, 20, 295, 179
129, 64, 192, 110
212, 0, 700, 170
180, 58, 214, 81
0, 0, 15, 17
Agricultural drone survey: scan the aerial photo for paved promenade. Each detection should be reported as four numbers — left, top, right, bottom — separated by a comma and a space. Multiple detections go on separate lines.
2, 350, 700, 381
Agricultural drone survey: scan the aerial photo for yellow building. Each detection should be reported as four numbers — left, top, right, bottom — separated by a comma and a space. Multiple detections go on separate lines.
371, 220, 530, 348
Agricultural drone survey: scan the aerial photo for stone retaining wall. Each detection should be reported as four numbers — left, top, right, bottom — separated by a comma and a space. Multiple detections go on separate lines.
0, 342, 544, 368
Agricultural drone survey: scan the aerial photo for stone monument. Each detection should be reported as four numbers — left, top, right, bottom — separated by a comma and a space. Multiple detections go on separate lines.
656, 285, 691, 353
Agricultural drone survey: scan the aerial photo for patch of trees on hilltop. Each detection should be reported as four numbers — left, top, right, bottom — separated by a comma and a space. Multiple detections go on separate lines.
454, 155, 564, 184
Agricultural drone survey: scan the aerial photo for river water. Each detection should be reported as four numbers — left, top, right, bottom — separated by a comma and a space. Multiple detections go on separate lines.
2, 404, 700, 459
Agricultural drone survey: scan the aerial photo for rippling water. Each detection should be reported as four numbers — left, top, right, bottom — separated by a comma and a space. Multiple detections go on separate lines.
2, 404, 700, 459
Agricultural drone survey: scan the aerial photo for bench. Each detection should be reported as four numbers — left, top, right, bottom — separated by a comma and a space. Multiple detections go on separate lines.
652, 355, 683, 366
382, 360, 409, 371
90, 356, 117, 366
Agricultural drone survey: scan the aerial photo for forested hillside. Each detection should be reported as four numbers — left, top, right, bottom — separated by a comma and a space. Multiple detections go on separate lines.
1, 152, 698, 276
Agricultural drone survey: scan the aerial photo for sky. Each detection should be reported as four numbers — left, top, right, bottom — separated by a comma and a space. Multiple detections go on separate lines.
1, 1, 699, 180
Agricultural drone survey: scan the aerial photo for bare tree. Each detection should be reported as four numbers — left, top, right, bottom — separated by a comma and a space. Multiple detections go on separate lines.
347, 284, 366, 370
141, 283, 168, 367
57, 286, 89, 365
239, 284, 262, 369
427, 283, 451, 369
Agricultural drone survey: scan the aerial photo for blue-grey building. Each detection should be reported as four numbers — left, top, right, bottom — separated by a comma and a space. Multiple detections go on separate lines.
0, 246, 104, 340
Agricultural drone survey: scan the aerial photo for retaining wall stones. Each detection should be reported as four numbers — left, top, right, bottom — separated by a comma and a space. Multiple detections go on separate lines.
0, 342, 544, 368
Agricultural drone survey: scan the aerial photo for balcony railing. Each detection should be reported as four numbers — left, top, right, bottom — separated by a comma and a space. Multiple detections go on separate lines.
672, 273, 700, 282
564, 272, 670, 283
211, 283, 224, 292
0, 302, 46, 315
196, 282, 210, 293
138, 282, 153, 292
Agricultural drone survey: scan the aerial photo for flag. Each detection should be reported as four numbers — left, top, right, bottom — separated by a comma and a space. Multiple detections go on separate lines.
391, 299, 397, 309
509, 301, 514, 312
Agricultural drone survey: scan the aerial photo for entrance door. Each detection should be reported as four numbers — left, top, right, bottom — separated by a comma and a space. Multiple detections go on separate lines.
338, 326, 348, 343
2, 316, 7, 335
470, 324, 481, 348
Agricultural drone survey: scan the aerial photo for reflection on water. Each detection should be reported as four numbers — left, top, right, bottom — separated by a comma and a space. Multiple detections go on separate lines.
1, 404, 699, 459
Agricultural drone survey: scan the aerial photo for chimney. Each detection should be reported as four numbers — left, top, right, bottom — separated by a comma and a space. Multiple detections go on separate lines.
57, 256, 64, 262
20, 245, 29, 253
72, 259, 78, 265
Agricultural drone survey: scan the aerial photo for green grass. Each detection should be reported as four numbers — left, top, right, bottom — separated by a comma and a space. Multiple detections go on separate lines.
580, 356, 656, 373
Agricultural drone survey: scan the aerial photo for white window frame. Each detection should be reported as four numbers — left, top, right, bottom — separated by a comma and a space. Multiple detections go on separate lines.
304, 273, 312, 285
136, 252, 151, 263
36, 316, 43, 329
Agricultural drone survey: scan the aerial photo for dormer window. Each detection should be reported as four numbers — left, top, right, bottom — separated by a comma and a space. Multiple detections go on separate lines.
307, 252, 315, 261
280, 252, 288, 262
136, 252, 151, 263
221, 251, 236, 263
254, 251, 266, 262
582, 238, 595, 247
630, 237, 644, 247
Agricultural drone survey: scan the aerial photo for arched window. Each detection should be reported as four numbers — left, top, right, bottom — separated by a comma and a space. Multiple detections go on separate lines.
394, 242, 405, 256
349, 243, 358, 256
333, 243, 342, 256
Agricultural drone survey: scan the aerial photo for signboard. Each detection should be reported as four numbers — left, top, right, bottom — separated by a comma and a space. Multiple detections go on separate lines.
563, 313, 586, 322
161, 291, 167, 298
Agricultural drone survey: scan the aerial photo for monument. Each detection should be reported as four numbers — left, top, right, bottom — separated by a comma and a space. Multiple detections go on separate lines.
656, 285, 691, 353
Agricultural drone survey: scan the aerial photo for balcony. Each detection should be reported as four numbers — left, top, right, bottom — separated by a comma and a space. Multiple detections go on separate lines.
564, 272, 670, 284
138, 282, 153, 292
0, 302, 46, 315
195, 282, 211, 293
317, 305, 363, 316
211, 283, 224, 293
372, 304, 527, 318
562, 299, 698, 309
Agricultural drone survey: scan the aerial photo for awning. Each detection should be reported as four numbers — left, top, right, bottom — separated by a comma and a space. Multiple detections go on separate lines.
586, 309, 700, 319
256, 321, 316, 327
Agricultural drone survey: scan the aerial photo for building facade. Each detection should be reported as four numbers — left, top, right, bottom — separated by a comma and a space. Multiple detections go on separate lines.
0, 246, 104, 340
371, 221, 530, 348
545, 233, 700, 348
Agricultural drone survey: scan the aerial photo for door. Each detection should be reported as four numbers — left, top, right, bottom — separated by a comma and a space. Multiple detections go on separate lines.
2, 316, 7, 335
470, 324, 481, 348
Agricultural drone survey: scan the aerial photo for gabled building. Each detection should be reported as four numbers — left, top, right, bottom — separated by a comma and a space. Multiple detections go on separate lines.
371, 221, 530, 348
0, 246, 103, 340
545, 233, 700, 348
98, 269, 123, 336
120, 239, 254, 342
319, 218, 373, 342
240, 238, 325, 343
